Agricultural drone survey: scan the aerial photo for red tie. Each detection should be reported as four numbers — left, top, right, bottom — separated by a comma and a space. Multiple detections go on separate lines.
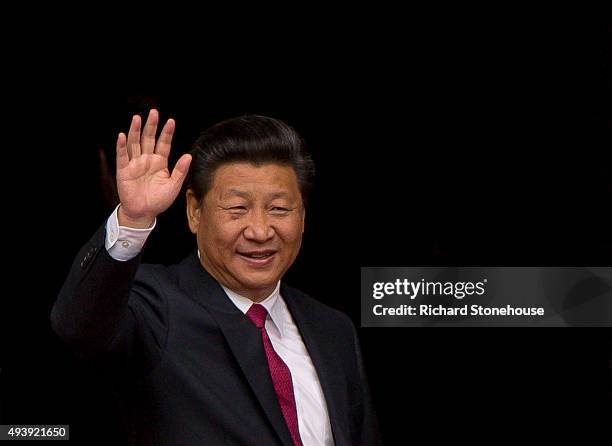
246, 304, 303, 446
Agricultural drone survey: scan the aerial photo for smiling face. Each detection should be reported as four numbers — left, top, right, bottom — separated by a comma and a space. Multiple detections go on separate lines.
187, 162, 305, 301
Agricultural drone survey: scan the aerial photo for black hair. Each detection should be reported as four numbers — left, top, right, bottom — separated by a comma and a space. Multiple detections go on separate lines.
187, 115, 315, 206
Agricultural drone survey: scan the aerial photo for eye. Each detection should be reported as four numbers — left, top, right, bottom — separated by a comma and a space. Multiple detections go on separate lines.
270, 207, 290, 215
227, 206, 248, 214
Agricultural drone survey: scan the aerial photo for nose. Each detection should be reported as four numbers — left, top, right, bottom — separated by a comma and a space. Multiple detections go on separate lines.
243, 210, 275, 242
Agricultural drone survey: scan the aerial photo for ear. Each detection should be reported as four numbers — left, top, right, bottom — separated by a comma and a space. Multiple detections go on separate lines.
301, 206, 306, 235
186, 189, 201, 234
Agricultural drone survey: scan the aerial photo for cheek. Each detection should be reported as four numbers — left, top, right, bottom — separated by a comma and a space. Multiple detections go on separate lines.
201, 219, 244, 250
276, 220, 304, 246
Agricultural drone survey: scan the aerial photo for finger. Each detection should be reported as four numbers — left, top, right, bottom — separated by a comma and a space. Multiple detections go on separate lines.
155, 118, 175, 158
127, 115, 142, 158
170, 154, 192, 189
141, 109, 159, 154
116, 132, 129, 169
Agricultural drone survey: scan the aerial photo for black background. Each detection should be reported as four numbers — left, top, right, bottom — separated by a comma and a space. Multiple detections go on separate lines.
1, 11, 611, 444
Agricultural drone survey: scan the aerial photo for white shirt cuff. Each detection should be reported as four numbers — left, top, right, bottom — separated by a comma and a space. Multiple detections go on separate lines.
105, 205, 156, 262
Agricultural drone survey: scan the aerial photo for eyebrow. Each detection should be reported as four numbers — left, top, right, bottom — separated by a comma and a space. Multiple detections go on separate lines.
221, 190, 291, 201
223, 189, 253, 200
268, 192, 290, 200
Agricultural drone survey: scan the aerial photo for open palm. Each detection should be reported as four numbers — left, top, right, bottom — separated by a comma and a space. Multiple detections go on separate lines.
116, 109, 192, 226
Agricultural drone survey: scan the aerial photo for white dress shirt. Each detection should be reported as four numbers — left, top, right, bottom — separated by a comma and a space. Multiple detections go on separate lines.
105, 205, 157, 261
105, 205, 334, 445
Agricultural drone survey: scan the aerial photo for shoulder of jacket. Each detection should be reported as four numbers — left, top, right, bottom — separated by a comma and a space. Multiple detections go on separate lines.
283, 283, 355, 330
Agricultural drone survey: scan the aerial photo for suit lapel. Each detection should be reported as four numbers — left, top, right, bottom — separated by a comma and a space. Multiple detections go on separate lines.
282, 285, 352, 446
178, 252, 295, 446
210, 310, 296, 446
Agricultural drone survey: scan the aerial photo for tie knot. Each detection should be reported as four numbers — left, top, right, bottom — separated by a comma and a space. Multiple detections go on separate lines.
246, 304, 268, 328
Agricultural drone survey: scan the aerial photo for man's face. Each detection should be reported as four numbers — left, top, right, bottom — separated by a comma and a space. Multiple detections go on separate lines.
187, 162, 305, 301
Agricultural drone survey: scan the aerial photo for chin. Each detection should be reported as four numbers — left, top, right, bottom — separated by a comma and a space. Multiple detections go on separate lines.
237, 272, 279, 290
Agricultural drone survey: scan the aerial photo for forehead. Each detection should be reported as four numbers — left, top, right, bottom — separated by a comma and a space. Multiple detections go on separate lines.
210, 162, 300, 198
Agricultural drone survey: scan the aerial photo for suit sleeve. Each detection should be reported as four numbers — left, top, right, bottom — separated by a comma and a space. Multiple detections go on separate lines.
50, 222, 167, 376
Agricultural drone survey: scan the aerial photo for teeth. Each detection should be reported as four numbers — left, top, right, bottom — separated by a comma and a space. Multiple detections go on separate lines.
245, 253, 273, 259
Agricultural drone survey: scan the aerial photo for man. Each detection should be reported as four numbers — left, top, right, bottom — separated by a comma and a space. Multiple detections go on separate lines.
51, 109, 381, 445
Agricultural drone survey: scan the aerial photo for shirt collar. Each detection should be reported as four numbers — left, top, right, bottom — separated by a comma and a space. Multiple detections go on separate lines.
221, 281, 285, 338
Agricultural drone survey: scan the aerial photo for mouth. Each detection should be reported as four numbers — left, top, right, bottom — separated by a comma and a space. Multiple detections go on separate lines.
237, 250, 278, 267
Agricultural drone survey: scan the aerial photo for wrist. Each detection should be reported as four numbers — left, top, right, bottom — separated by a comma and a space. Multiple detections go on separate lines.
117, 206, 155, 229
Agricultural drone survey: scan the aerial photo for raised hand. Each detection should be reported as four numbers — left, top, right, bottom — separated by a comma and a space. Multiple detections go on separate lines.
116, 109, 192, 228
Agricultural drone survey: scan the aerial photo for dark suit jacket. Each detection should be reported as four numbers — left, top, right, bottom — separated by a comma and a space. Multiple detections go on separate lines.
51, 224, 382, 445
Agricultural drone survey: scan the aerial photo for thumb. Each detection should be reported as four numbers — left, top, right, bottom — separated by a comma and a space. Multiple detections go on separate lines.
170, 154, 192, 188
